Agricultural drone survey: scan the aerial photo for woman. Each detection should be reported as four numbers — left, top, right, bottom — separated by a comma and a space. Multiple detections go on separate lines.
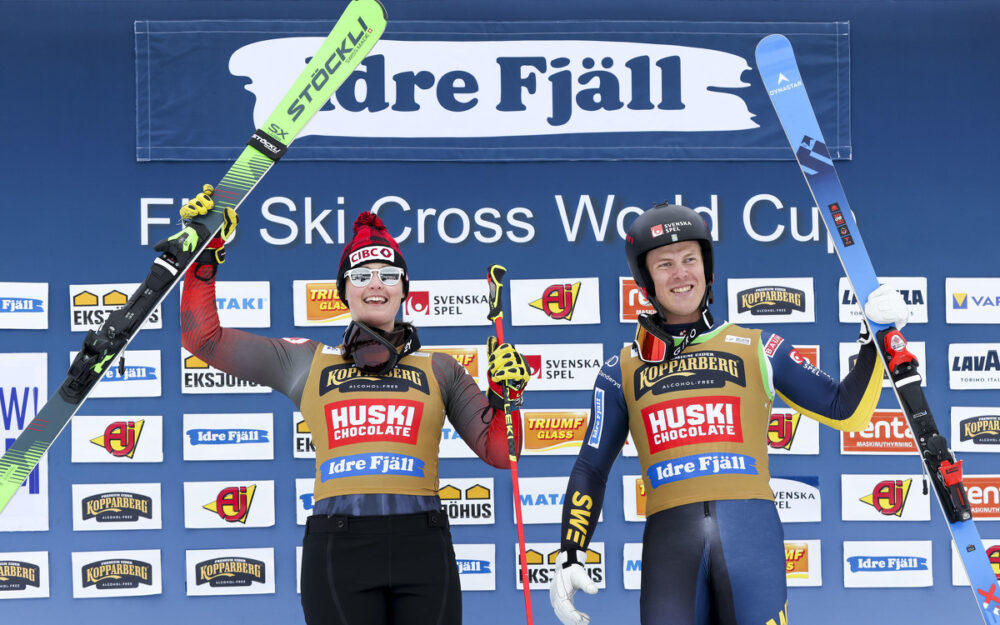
179, 186, 530, 625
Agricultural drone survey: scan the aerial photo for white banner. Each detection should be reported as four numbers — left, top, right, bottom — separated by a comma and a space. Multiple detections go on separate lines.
509, 277, 601, 326
727, 277, 815, 323
71, 550, 161, 598
841, 474, 930, 521
843, 541, 933, 588
402, 279, 491, 326
455, 544, 497, 591
185, 548, 275, 596
838, 277, 927, 324
69, 282, 160, 332
0, 282, 48, 329
71, 415, 163, 463
180, 280, 271, 328
183, 480, 276, 528
945, 278, 1000, 324
72, 483, 162, 531
183, 413, 274, 461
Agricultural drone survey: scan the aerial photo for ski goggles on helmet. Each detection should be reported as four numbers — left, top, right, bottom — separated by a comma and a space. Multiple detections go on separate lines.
343, 321, 400, 375
633, 315, 669, 363
345, 266, 405, 288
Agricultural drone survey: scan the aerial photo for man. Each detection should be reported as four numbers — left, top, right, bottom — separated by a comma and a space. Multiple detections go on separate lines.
549, 203, 908, 625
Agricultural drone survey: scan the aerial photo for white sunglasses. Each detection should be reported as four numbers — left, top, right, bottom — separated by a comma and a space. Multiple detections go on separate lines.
346, 267, 405, 287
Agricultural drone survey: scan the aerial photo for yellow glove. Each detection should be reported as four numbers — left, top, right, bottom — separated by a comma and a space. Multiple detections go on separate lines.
487, 336, 530, 393
180, 184, 215, 219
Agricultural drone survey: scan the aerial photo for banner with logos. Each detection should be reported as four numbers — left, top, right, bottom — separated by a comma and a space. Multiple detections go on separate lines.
135, 20, 850, 161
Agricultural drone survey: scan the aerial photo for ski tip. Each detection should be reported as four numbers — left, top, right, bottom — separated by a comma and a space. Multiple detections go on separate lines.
755, 33, 792, 56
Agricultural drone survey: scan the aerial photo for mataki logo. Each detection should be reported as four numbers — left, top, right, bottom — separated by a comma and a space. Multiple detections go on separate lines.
195, 557, 266, 587
304, 282, 350, 322
529, 282, 581, 321
70, 283, 161, 332
785, 542, 811, 578
82, 492, 153, 523
204, 485, 256, 523
90, 420, 144, 458
841, 410, 917, 454
439, 479, 494, 525
619, 277, 655, 322
642, 396, 742, 453
523, 410, 588, 453
737, 286, 806, 315
324, 398, 423, 448
0, 560, 40, 591
768, 411, 800, 450
81, 559, 152, 589
860, 479, 913, 517
635, 350, 745, 398
965, 476, 1000, 519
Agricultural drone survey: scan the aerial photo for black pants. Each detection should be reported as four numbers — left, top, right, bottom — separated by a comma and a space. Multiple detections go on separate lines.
301, 510, 462, 625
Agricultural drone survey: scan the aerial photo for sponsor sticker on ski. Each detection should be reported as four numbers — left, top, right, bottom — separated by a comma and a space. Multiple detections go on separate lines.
770, 476, 821, 523
838, 277, 927, 324
402, 280, 491, 326
842, 541, 933, 588
517, 543, 605, 591
454, 544, 497, 591
727, 277, 815, 323
183, 413, 274, 461
439, 478, 495, 526
185, 548, 274, 596
0, 282, 48, 330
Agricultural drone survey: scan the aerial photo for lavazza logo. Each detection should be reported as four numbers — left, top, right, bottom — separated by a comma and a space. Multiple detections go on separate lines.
949, 344, 1000, 389
230, 39, 756, 139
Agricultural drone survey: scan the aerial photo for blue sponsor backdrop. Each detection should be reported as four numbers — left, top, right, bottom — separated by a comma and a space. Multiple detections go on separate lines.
1, 1, 999, 624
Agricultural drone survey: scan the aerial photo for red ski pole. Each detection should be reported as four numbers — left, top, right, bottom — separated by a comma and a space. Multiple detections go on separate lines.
487, 264, 534, 625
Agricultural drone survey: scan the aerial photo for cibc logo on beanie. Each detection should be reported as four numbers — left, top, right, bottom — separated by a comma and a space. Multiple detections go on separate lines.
337, 212, 409, 304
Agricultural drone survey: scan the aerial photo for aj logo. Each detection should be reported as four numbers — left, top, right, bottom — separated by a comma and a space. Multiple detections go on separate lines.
860, 479, 911, 516
767, 412, 800, 450
204, 485, 256, 523
530, 282, 581, 320
90, 420, 144, 458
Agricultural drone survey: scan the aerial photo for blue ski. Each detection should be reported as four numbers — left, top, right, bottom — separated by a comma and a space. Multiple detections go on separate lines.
757, 34, 1000, 625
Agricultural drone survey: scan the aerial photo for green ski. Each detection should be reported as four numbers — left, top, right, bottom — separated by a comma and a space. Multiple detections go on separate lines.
0, 0, 387, 515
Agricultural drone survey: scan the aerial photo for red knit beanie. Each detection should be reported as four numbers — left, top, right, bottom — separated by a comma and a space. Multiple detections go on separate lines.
337, 212, 408, 303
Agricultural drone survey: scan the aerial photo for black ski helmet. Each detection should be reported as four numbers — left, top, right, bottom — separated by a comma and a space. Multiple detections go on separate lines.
625, 202, 714, 317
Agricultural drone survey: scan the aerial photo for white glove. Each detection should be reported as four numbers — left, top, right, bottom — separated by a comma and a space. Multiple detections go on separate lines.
550, 550, 599, 625
864, 283, 909, 331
